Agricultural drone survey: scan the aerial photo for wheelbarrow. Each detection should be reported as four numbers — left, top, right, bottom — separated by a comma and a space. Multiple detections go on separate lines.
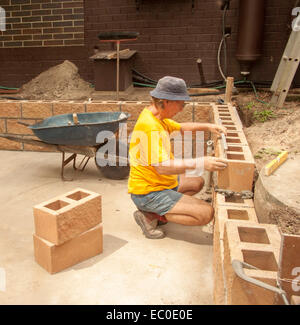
0, 111, 131, 181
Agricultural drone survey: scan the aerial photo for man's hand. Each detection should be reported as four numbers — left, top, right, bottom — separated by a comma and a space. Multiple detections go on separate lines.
209, 124, 227, 137
203, 156, 228, 171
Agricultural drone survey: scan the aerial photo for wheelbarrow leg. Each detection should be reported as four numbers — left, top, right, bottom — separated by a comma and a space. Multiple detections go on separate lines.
61, 152, 77, 181
73, 155, 91, 172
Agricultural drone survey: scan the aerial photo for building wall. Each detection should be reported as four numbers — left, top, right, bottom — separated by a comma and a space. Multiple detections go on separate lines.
0, 0, 299, 88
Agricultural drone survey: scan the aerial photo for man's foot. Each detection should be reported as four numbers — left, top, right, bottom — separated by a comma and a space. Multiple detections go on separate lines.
133, 210, 165, 239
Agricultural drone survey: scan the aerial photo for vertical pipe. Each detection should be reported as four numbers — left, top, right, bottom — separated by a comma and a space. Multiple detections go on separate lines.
116, 40, 120, 101
235, 0, 265, 75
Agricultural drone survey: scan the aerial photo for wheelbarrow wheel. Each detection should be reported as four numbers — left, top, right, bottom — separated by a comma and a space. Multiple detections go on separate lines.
95, 140, 130, 180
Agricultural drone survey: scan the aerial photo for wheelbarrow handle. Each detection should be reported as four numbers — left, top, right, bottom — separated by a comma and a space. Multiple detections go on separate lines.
232, 260, 289, 305
18, 121, 32, 127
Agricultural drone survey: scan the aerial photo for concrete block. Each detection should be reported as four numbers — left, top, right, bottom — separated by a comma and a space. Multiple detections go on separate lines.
216, 139, 255, 192
0, 135, 22, 150
291, 295, 300, 305
22, 101, 52, 118
0, 102, 21, 118
214, 192, 254, 209
213, 229, 226, 305
173, 103, 193, 123
86, 101, 121, 113
214, 206, 258, 242
223, 220, 282, 305
120, 101, 150, 120
34, 188, 102, 245
33, 224, 103, 274
6, 119, 35, 135
0, 119, 6, 133
53, 101, 85, 115
212, 103, 243, 131
193, 103, 212, 123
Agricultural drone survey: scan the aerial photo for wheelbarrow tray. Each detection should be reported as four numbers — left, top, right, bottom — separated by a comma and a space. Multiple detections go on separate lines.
28, 111, 130, 146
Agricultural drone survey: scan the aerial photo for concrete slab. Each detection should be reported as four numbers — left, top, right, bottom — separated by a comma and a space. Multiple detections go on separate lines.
0, 151, 214, 305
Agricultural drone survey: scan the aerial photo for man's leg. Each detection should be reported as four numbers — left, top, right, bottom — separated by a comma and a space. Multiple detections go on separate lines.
165, 195, 213, 226
177, 174, 204, 196
166, 174, 213, 226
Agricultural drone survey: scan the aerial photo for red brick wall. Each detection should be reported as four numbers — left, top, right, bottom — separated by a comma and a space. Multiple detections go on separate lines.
0, 0, 299, 88
0, 0, 84, 48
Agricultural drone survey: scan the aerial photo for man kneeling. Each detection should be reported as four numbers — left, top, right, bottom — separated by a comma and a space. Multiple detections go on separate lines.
128, 76, 228, 239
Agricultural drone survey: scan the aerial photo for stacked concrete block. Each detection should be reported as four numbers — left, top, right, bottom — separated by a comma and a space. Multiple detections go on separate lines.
212, 104, 255, 192
33, 188, 103, 274
223, 221, 281, 305
213, 199, 258, 305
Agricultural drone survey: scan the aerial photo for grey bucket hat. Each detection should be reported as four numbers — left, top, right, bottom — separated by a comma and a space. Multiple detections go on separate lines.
150, 76, 190, 101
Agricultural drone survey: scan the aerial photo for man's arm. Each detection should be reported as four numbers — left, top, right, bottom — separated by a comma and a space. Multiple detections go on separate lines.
154, 156, 228, 175
180, 122, 227, 137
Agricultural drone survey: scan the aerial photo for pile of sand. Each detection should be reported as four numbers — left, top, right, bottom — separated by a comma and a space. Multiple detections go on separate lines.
18, 60, 93, 100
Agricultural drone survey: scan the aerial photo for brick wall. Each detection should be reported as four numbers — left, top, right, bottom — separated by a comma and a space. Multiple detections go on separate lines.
0, 99, 212, 152
0, 0, 299, 88
0, 0, 84, 48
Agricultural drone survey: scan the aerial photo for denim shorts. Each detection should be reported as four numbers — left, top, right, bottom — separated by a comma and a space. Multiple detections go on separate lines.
131, 183, 183, 216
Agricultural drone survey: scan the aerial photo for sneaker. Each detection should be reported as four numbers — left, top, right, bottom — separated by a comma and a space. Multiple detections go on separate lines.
158, 220, 168, 226
133, 210, 165, 239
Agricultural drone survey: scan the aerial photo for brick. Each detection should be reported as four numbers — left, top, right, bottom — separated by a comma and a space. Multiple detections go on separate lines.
193, 103, 212, 122
33, 224, 103, 274
42, 15, 62, 22
52, 101, 85, 115
23, 41, 43, 47
120, 101, 149, 121
22, 101, 52, 118
6, 119, 35, 135
43, 40, 63, 46
64, 39, 84, 45
13, 35, 33, 41
23, 28, 42, 35
33, 188, 102, 245
0, 135, 23, 150
86, 101, 121, 113
3, 41, 22, 47
0, 102, 21, 118
223, 221, 282, 305
22, 16, 42, 22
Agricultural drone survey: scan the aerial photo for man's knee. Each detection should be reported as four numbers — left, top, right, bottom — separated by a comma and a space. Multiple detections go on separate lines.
193, 177, 205, 193
196, 204, 214, 225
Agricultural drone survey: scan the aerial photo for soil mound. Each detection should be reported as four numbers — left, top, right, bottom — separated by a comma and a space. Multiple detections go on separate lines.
18, 60, 93, 100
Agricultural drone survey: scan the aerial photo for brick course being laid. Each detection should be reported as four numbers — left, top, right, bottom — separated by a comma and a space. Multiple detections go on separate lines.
0, 0, 84, 48
213, 204, 258, 304
0, 100, 213, 152
33, 187, 103, 274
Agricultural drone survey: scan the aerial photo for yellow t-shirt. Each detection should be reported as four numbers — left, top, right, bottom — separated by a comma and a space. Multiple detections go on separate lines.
128, 108, 181, 194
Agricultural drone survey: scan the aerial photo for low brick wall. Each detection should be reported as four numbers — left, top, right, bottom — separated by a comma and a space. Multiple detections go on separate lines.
0, 100, 212, 151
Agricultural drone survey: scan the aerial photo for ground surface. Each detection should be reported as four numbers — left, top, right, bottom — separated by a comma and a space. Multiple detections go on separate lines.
0, 151, 214, 305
